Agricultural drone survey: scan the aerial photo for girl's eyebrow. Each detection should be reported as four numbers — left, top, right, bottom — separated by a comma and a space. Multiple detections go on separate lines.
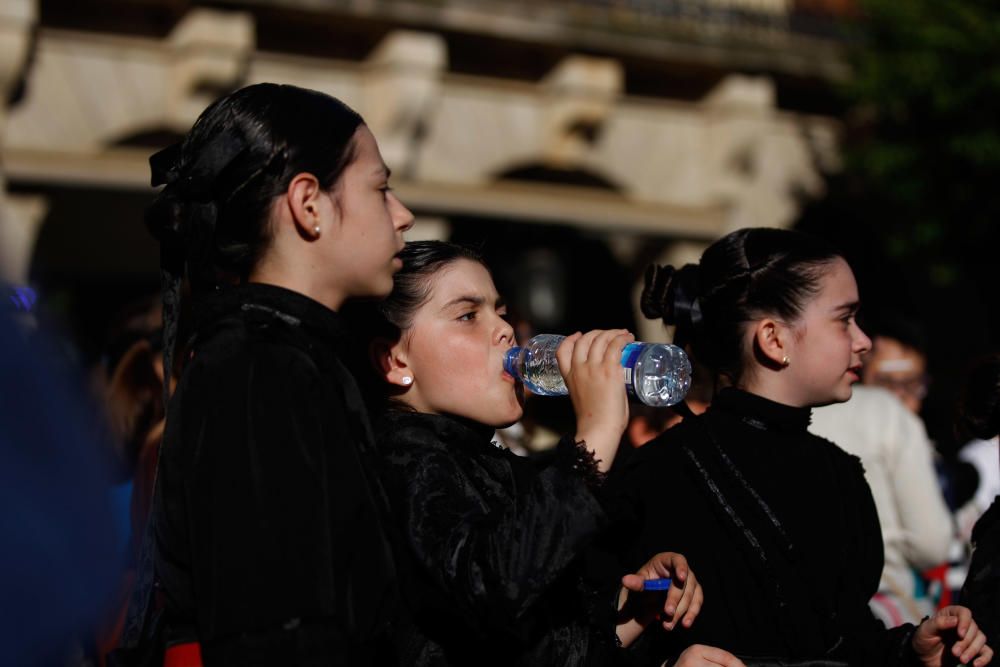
373, 164, 391, 179
833, 301, 860, 315
441, 295, 485, 311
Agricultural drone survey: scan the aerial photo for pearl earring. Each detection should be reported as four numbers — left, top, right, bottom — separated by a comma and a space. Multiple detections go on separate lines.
313, 225, 321, 236
782, 355, 790, 367
401, 376, 413, 386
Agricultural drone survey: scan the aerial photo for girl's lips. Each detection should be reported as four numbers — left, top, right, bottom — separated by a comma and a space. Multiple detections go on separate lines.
501, 369, 516, 384
846, 365, 862, 381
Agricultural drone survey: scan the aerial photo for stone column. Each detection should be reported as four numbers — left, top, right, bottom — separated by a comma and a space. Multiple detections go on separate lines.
362, 30, 446, 176
0, 0, 41, 285
541, 55, 623, 169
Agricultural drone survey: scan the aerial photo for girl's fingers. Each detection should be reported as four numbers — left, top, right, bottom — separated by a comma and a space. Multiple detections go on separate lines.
587, 329, 629, 369
555, 332, 582, 376
953, 619, 980, 655
960, 630, 988, 665
571, 329, 601, 369
662, 583, 684, 623
584, 329, 615, 365
682, 585, 704, 628
956, 607, 974, 638
620, 573, 645, 592
603, 330, 634, 364
973, 644, 993, 667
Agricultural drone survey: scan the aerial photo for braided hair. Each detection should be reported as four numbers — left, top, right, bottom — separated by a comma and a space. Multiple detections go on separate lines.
145, 83, 364, 406
641, 227, 842, 384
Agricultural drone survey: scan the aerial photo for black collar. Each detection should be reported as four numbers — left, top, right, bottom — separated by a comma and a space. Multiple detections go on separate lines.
194, 282, 349, 345
378, 410, 498, 448
711, 387, 812, 433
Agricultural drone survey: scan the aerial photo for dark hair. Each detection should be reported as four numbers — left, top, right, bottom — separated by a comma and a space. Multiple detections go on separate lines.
146, 83, 364, 403
866, 311, 928, 357
377, 240, 486, 337
959, 355, 1000, 440
346, 240, 486, 413
641, 227, 842, 384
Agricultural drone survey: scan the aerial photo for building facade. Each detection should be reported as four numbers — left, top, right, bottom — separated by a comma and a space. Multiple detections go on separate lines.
0, 0, 851, 345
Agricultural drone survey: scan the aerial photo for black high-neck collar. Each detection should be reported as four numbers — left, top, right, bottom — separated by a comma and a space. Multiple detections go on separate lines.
194, 282, 348, 343
711, 387, 812, 433
379, 410, 498, 446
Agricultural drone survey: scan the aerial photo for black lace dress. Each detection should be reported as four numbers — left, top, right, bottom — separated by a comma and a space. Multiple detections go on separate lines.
601, 388, 920, 666
375, 410, 620, 666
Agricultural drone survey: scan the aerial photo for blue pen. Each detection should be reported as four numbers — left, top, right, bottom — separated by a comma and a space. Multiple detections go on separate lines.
643, 577, 671, 591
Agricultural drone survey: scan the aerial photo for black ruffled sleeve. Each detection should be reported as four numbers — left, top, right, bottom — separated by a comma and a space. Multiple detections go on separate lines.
378, 421, 607, 639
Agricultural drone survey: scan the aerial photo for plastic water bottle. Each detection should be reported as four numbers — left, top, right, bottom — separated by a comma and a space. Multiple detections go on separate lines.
504, 334, 692, 407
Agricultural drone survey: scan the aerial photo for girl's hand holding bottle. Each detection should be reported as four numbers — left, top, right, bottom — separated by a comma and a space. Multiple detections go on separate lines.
555, 329, 633, 473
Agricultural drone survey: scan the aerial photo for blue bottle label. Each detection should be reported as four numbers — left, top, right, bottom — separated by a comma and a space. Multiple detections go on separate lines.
622, 343, 642, 397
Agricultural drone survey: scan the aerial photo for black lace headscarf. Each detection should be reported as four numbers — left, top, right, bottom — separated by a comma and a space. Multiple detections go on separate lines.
641, 227, 843, 386
146, 83, 365, 408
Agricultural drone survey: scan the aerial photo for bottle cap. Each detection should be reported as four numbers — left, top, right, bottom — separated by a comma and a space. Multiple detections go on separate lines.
643, 577, 671, 591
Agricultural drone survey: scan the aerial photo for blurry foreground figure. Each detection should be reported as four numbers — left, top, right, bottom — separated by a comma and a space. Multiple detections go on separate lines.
0, 299, 118, 665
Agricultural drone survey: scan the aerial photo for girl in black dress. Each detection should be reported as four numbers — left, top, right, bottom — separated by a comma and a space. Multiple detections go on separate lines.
603, 227, 992, 667
358, 240, 719, 666
132, 83, 414, 665
957, 355, 1000, 649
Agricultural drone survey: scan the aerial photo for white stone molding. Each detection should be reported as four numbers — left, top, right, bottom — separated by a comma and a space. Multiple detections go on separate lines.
166, 9, 255, 131
0, 0, 38, 284
3, 24, 837, 254
0, 193, 47, 284
0, 0, 36, 122
540, 55, 623, 168
361, 30, 447, 175
6, 9, 253, 152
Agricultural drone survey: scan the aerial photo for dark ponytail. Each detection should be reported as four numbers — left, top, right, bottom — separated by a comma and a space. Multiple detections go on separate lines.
641, 227, 842, 384
146, 83, 364, 405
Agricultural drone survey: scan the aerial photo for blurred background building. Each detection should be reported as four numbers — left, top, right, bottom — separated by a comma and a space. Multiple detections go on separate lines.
0, 0, 854, 355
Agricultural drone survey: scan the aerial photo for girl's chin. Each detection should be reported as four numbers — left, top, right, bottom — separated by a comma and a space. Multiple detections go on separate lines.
488, 406, 524, 430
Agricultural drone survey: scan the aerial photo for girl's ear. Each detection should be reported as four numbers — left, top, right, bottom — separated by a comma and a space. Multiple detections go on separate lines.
369, 337, 413, 388
752, 318, 791, 368
285, 172, 326, 240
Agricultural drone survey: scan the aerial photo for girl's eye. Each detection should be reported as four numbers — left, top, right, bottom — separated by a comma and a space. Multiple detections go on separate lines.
379, 185, 392, 198
458, 311, 476, 322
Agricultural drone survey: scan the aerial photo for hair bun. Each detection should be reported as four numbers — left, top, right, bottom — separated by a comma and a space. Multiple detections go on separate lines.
641, 262, 702, 323
640, 264, 676, 321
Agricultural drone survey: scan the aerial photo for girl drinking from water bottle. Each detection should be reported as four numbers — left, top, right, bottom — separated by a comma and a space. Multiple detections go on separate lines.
352, 240, 731, 666
602, 227, 992, 667
133, 83, 414, 665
